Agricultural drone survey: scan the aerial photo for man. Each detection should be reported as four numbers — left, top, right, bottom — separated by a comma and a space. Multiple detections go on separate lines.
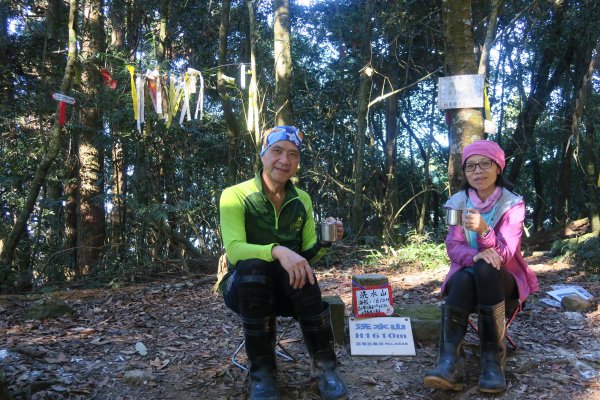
218, 126, 348, 400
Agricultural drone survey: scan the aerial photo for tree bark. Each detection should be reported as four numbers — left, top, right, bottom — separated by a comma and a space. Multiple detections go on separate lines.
350, 0, 373, 235
531, 153, 545, 233
418, 89, 437, 235
218, 0, 242, 185
46, 0, 66, 41
555, 39, 599, 225
442, 0, 484, 194
77, 0, 106, 276
274, 0, 294, 126
584, 112, 599, 234
247, 0, 261, 171
156, 0, 170, 61
0, 0, 79, 270
383, 69, 399, 240
477, 0, 504, 76
110, 0, 127, 250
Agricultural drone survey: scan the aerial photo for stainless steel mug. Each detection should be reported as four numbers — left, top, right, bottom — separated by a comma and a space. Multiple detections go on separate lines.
321, 222, 338, 242
446, 209, 463, 226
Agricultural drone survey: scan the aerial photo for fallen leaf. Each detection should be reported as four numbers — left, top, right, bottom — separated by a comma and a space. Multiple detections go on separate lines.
135, 341, 148, 356
90, 337, 110, 345
150, 357, 170, 369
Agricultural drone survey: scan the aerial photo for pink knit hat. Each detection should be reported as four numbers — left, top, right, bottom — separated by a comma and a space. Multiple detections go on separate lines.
461, 140, 506, 171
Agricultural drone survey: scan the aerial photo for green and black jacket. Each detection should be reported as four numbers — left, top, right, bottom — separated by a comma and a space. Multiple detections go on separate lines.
217, 173, 328, 293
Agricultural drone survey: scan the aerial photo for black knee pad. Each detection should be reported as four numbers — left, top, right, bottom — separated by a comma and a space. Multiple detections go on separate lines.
288, 281, 323, 317
235, 259, 275, 317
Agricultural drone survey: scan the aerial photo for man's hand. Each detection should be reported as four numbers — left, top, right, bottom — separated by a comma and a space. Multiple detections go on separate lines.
272, 245, 315, 289
323, 216, 344, 241
463, 208, 488, 234
473, 248, 502, 270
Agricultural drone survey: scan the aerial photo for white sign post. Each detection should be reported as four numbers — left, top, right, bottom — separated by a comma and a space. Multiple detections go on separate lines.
438, 74, 484, 110
349, 317, 416, 356
52, 93, 76, 105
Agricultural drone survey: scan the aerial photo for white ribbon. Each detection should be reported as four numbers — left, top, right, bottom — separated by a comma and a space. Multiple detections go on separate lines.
195, 72, 204, 120
240, 64, 246, 90
135, 74, 145, 133
179, 75, 191, 125
187, 68, 205, 121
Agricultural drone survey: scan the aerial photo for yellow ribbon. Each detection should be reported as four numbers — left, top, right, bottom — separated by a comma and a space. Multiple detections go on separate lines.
165, 77, 183, 129
127, 65, 138, 120
484, 81, 492, 121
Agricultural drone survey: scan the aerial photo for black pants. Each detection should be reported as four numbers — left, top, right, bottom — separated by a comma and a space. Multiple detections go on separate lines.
223, 258, 324, 319
445, 259, 518, 312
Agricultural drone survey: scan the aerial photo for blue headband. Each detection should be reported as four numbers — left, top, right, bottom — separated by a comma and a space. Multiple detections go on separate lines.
259, 126, 303, 157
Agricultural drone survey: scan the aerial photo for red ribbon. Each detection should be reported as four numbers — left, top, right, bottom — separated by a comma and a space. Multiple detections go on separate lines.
58, 101, 67, 126
100, 68, 118, 89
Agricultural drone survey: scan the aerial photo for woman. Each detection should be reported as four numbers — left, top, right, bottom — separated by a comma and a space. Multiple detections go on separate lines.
424, 140, 538, 393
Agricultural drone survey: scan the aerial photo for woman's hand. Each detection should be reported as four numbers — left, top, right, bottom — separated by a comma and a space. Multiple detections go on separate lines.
473, 248, 503, 270
464, 208, 489, 234
272, 246, 315, 289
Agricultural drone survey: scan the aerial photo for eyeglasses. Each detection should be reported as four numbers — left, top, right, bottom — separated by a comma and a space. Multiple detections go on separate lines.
464, 159, 494, 172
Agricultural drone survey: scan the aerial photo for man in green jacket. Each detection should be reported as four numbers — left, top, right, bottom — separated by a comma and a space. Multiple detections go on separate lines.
219, 126, 348, 400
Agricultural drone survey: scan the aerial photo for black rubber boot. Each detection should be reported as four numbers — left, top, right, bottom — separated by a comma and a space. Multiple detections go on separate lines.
242, 316, 280, 400
478, 301, 507, 394
298, 303, 348, 400
423, 303, 470, 391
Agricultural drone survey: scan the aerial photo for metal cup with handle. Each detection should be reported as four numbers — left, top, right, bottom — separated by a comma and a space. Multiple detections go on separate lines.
445, 208, 463, 226
320, 222, 338, 242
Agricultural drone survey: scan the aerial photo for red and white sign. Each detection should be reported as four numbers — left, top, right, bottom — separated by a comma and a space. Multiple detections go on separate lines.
352, 283, 394, 318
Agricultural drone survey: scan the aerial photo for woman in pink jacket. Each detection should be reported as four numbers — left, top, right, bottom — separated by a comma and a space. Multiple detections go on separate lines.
424, 140, 538, 394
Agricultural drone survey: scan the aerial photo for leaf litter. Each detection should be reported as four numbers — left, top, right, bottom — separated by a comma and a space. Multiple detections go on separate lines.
0, 254, 598, 399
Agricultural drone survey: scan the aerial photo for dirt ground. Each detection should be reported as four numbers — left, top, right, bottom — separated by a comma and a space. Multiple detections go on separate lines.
1, 253, 599, 400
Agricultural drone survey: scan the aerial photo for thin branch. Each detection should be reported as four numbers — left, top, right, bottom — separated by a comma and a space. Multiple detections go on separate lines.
368, 67, 442, 108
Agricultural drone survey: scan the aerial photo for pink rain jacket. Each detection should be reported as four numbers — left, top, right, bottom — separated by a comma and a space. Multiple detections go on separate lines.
441, 188, 539, 303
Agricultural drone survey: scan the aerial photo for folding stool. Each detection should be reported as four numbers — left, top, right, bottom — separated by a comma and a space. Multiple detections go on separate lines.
231, 317, 297, 372
467, 301, 524, 350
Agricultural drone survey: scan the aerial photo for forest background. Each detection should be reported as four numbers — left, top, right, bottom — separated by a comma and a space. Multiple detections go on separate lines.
1, 0, 599, 293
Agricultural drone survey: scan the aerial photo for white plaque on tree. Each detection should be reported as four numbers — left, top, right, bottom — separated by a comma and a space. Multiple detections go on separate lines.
438, 74, 484, 110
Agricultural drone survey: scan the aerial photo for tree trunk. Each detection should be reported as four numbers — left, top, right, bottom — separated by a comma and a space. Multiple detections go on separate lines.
506, 0, 570, 183
350, 65, 373, 235
350, 0, 373, 235
555, 37, 598, 225
110, 0, 127, 250
584, 113, 599, 234
65, 132, 79, 274
383, 78, 399, 240
218, 0, 242, 185
0, 0, 79, 270
46, 0, 66, 41
477, 0, 504, 76
247, 0, 261, 171
273, 0, 294, 126
531, 153, 545, 233
418, 90, 437, 235
156, 0, 170, 61
442, 0, 483, 194
77, 0, 106, 276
